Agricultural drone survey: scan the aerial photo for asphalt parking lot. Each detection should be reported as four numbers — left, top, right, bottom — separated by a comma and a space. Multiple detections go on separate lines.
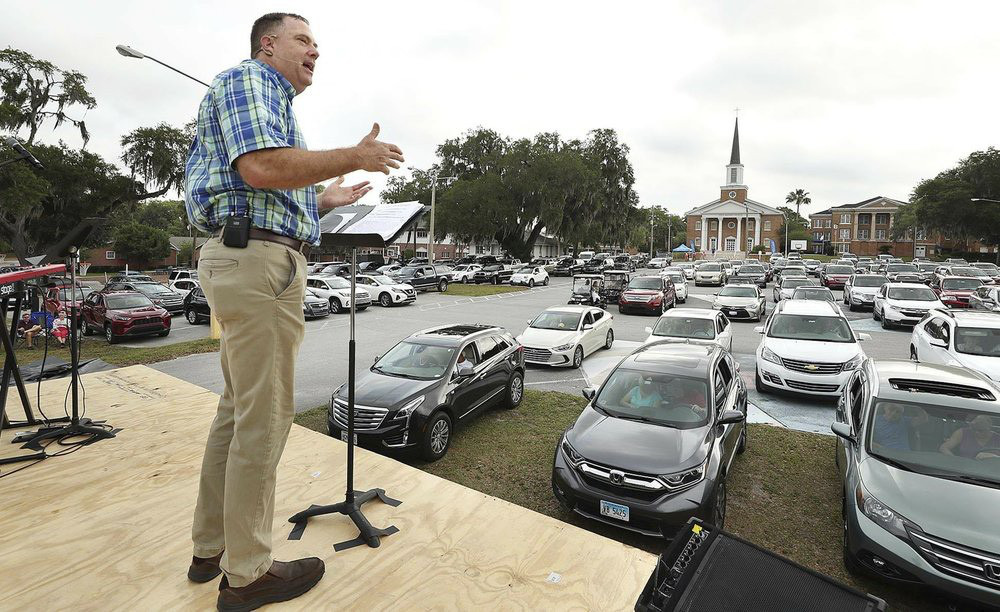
143, 270, 913, 435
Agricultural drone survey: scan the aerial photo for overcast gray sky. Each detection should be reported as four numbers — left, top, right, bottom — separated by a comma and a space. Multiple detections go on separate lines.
5, 1, 999, 218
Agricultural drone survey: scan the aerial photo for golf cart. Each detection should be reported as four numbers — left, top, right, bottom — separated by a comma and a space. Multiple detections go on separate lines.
568, 274, 606, 308
601, 270, 630, 304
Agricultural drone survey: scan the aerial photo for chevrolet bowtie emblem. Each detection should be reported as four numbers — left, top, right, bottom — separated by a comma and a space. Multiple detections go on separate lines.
804, 364, 819, 371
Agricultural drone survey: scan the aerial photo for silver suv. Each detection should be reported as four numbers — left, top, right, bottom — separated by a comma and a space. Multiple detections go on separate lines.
834, 359, 1000, 608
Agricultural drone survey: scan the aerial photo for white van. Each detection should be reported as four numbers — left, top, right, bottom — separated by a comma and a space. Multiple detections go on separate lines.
578, 251, 595, 261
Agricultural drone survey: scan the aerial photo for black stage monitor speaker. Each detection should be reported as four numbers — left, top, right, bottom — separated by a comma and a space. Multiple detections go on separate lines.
636, 518, 887, 612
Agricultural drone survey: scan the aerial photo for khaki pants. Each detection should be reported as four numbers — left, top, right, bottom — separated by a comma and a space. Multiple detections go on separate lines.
191, 236, 306, 587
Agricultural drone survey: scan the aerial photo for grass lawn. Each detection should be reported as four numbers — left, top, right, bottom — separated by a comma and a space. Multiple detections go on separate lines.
294, 390, 944, 611
442, 284, 527, 297
4, 336, 220, 368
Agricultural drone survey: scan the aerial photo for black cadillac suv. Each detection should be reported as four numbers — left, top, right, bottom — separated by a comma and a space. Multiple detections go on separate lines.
552, 342, 747, 539
327, 324, 525, 461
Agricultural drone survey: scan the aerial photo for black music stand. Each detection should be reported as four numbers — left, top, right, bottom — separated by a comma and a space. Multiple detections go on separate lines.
20, 219, 118, 449
288, 204, 425, 551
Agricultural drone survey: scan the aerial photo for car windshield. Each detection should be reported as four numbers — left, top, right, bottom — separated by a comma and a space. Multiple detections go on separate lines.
887, 264, 917, 272
105, 295, 154, 309
58, 287, 93, 301
887, 286, 937, 301
368, 275, 396, 285
866, 400, 1000, 486
651, 317, 715, 340
827, 265, 854, 274
942, 278, 982, 290
854, 276, 888, 287
323, 277, 352, 289
792, 288, 833, 301
719, 286, 756, 297
916, 263, 938, 271
768, 314, 853, 342
373, 341, 456, 380
974, 263, 999, 273
593, 369, 710, 429
628, 278, 663, 290
954, 327, 1000, 357
666, 274, 684, 283
781, 279, 811, 290
134, 283, 176, 296
397, 267, 420, 277
700, 263, 721, 271
950, 267, 979, 277
454, 265, 469, 271
740, 266, 764, 274
530, 311, 582, 330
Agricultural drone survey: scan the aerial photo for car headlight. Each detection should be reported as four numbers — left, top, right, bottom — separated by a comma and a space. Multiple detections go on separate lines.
712, 301, 722, 309
561, 436, 583, 465
843, 354, 864, 370
112, 314, 131, 322
856, 482, 912, 539
761, 346, 782, 365
552, 342, 575, 352
338, 291, 352, 298
393, 396, 424, 425
659, 459, 707, 491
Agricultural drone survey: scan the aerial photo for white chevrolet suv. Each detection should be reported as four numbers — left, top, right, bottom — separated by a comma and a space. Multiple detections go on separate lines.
754, 299, 870, 397
910, 308, 1000, 382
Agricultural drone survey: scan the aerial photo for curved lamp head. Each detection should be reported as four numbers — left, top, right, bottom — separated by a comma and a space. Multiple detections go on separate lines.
116, 45, 145, 59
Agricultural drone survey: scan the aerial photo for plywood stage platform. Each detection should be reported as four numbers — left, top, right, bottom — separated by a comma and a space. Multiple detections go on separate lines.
0, 366, 655, 610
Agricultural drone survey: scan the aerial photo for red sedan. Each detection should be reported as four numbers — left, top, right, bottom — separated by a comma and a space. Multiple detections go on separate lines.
618, 276, 677, 315
932, 276, 983, 308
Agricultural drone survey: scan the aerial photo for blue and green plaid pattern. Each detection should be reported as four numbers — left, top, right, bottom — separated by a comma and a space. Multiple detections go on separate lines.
185, 60, 319, 245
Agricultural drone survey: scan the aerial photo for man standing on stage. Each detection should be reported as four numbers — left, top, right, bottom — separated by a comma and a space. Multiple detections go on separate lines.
184, 12, 403, 609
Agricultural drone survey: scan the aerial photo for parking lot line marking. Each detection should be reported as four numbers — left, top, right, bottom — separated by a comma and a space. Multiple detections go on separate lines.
525, 377, 588, 386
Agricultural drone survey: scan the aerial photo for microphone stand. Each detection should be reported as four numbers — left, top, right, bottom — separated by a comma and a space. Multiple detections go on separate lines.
287, 247, 400, 551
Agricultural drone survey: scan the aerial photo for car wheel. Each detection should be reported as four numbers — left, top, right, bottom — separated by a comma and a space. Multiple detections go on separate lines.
329, 298, 342, 314
438, 279, 449, 292
572, 345, 584, 368
848, 302, 856, 312
843, 498, 864, 576
158, 329, 170, 337
710, 477, 727, 528
379, 293, 392, 307
755, 369, 768, 394
872, 306, 881, 321
736, 422, 747, 454
420, 411, 452, 462
185, 309, 200, 324
462, 276, 469, 284
881, 315, 891, 330
81, 318, 92, 336
910, 345, 918, 361
504, 372, 524, 409
528, 279, 535, 288
618, 305, 625, 314
543, 277, 549, 286
105, 325, 119, 345
605, 329, 614, 349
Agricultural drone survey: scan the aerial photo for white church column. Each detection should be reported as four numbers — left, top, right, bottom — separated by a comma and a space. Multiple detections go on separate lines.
755, 214, 762, 250
701, 217, 708, 252
717, 217, 723, 253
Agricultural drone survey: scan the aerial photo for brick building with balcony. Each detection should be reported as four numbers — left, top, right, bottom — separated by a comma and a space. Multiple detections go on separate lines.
808, 196, 935, 257
684, 119, 784, 257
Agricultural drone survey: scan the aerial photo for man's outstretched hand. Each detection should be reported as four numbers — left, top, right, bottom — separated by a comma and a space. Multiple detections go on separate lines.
318, 176, 372, 211
356, 123, 404, 175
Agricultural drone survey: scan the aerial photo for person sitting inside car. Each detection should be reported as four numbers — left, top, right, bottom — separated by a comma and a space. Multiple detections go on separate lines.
621, 376, 663, 411
940, 414, 1000, 460
871, 402, 928, 452
456, 345, 476, 371
660, 378, 708, 421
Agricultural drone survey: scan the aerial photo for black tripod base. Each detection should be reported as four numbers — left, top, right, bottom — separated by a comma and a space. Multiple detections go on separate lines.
287, 488, 401, 551
21, 418, 118, 450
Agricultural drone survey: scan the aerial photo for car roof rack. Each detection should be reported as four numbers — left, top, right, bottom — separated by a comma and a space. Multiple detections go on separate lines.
889, 378, 996, 401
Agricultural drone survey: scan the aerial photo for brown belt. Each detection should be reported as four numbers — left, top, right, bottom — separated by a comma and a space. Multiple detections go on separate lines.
217, 228, 310, 255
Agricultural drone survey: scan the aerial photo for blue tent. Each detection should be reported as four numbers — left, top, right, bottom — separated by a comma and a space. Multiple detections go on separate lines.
672, 243, 693, 252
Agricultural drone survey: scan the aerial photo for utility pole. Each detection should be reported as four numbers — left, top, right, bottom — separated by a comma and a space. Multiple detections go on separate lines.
666, 214, 672, 260
649, 206, 655, 258
427, 170, 456, 264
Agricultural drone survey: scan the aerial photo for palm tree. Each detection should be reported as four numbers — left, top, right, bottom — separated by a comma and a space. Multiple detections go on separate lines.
785, 189, 812, 216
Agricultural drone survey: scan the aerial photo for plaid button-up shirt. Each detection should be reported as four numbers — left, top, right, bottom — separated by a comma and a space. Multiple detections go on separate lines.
185, 60, 319, 245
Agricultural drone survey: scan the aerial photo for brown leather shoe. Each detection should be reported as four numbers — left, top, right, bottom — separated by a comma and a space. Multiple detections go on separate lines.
188, 551, 224, 583
217, 558, 325, 612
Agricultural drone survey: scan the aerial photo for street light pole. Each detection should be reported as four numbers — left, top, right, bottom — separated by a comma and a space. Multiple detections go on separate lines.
115, 45, 209, 87
427, 171, 456, 264
649, 206, 655, 259
781, 210, 788, 255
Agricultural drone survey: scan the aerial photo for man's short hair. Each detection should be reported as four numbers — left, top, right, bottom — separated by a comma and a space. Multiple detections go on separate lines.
250, 12, 309, 58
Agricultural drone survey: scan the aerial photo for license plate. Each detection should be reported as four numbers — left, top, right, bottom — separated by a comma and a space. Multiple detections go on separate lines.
599, 500, 629, 522
729, 310, 739, 316
340, 431, 358, 444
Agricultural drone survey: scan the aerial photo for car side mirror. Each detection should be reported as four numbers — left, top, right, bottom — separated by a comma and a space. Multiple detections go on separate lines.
582, 323, 594, 330
831, 422, 856, 445
857, 333, 871, 342
754, 326, 764, 334
456, 364, 475, 378
582, 387, 596, 400
373, 355, 381, 365
930, 339, 948, 349
644, 326, 653, 333
718, 410, 745, 425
